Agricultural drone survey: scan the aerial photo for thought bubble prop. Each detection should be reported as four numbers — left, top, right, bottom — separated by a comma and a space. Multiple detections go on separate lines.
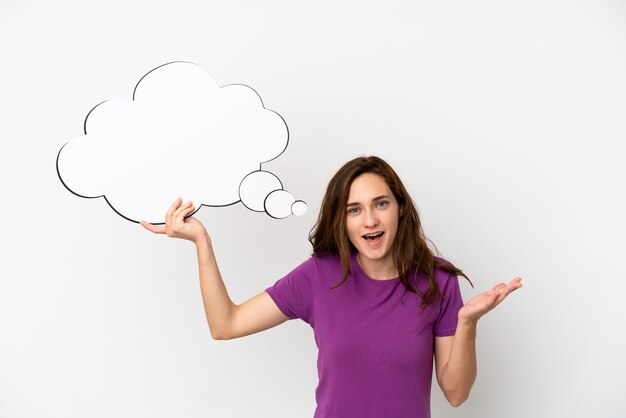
57, 61, 306, 223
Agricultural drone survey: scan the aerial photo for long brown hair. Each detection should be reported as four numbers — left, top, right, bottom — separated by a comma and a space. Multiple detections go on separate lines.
308, 156, 472, 308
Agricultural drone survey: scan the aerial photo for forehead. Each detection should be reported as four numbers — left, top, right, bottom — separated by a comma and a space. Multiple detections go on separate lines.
348, 173, 393, 201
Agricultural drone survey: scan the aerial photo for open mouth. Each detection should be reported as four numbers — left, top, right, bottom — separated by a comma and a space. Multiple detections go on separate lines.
363, 231, 384, 241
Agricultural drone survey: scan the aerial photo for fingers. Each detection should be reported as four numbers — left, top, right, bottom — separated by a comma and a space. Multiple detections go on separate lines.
181, 204, 196, 218
164, 198, 196, 238
494, 277, 523, 304
173, 200, 194, 219
142, 198, 194, 237
166, 197, 182, 220
172, 201, 194, 228
503, 278, 523, 293
486, 283, 506, 300
493, 278, 522, 294
492, 283, 507, 292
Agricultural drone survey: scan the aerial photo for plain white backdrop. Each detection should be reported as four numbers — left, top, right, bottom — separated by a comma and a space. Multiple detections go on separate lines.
1, 1, 625, 417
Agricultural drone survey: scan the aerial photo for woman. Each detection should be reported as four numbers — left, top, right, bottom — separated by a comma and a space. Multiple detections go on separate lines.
141, 156, 522, 418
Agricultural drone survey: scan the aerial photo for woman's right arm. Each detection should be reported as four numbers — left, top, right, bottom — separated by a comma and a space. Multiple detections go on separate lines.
141, 198, 289, 340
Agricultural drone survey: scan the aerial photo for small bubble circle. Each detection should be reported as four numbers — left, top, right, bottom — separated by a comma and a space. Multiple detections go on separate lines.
291, 200, 308, 216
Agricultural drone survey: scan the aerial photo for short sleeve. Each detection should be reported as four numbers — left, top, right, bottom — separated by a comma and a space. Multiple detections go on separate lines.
434, 273, 464, 336
265, 257, 316, 324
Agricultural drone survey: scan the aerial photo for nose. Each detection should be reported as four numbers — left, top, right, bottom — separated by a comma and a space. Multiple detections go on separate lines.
364, 209, 379, 228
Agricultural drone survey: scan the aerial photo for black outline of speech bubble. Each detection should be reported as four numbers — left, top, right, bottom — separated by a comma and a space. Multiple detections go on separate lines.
57, 61, 295, 225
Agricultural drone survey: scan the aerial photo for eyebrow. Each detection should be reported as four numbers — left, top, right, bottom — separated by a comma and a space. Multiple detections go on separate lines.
346, 195, 389, 207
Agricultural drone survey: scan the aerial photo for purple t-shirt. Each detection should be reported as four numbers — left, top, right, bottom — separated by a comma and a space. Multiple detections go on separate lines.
265, 252, 464, 418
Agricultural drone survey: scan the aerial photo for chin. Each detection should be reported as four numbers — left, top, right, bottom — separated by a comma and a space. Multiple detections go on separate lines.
359, 247, 391, 262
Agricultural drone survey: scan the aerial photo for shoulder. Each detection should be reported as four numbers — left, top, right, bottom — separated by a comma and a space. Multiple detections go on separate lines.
305, 253, 347, 286
432, 256, 460, 289
311, 252, 342, 266
432, 256, 454, 275
286, 253, 340, 278
433, 256, 455, 269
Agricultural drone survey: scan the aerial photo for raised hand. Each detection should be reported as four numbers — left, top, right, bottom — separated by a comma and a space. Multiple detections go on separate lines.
458, 278, 523, 324
140, 197, 208, 244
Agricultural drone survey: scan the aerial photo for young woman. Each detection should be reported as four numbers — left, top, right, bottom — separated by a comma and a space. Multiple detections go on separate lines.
141, 156, 522, 418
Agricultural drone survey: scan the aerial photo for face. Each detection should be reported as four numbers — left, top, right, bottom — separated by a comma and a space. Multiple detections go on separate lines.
345, 173, 400, 273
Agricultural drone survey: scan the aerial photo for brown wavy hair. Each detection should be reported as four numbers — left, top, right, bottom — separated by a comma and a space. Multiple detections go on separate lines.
308, 156, 472, 308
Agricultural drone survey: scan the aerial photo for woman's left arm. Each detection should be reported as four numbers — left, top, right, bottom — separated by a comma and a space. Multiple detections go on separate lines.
434, 277, 523, 407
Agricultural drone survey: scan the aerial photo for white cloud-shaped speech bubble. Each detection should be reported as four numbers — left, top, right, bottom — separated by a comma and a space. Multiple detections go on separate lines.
57, 61, 306, 223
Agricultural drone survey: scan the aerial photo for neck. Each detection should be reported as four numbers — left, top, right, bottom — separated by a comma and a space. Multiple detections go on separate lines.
356, 253, 398, 280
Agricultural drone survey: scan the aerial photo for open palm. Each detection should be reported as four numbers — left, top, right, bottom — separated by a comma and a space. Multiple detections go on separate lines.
458, 278, 522, 323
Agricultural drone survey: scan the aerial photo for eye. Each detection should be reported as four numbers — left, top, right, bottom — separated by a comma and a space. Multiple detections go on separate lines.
376, 201, 389, 208
347, 207, 360, 215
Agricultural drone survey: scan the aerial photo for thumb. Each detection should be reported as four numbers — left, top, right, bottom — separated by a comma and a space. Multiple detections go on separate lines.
140, 220, 166, 234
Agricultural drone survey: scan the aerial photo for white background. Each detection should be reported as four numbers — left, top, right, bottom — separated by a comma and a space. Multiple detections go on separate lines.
1, 1, 625, 417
